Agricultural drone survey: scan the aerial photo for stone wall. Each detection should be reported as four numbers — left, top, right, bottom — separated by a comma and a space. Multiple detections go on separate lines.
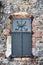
32, 15, 43, 57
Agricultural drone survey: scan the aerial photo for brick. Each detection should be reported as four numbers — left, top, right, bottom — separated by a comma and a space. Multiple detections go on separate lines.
7, 19, 11, 24
35, 31, 42, 38
7, 24, 11, 30
21, 58, 31, 61
32, 20, 35, 30
7, 19, 12, 30
10, 14, 32, 18
3, 29, 10, 36
32, 34, 36, 39
0, 53, 5, 57
32, 37, 36, 46
32, 31, 42, 38
13, 58, 31, 62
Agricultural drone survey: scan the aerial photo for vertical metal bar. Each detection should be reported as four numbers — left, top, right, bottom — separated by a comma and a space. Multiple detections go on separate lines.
21, 18, 23, 58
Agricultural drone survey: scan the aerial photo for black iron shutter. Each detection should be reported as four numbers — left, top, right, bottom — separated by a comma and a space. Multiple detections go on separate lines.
23, 32, 32, 57
11, 32, 22, 57
11, 18, 32, 58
